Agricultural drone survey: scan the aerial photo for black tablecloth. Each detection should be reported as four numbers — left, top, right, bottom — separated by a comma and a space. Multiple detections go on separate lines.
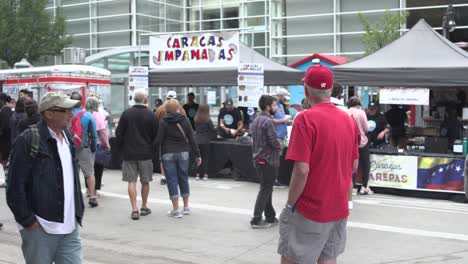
108, 138, 294, 184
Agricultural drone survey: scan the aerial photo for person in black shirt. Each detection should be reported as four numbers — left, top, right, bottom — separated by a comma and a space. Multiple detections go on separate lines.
218, 98, 244, 140
385, 105, 408, 149
367, 102, 390, 148
183, 92, 199, 129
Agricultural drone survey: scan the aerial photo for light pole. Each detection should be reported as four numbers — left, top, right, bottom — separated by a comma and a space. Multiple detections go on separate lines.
442, 1, 456, 39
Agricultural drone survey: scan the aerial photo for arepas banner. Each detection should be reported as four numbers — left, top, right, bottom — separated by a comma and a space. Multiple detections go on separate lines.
369, 154, 418, 189
149, 32, 240, 69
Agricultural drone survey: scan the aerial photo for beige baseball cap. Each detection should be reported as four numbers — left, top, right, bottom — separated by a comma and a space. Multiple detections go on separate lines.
39, 92, 80, 112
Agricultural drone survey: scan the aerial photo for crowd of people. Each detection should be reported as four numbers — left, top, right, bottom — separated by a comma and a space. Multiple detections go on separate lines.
0, 64, 376, 263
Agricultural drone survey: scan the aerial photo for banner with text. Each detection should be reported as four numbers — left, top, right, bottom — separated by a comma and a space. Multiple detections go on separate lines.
149, 32, 239, 69
417, 157, 465, 192
379, 88, 429, 105
238, 63, 264, 108
369, 154, 418, 189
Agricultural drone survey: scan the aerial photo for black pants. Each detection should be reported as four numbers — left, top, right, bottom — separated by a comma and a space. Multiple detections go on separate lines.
196, 144, 210, 176
356, 144, 370, 188
94, 163, 104, 190
252, 163, 276, 222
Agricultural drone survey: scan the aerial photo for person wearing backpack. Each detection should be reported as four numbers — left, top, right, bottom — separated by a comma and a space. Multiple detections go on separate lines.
70, 92, 99, 208
6, 92, 85, 263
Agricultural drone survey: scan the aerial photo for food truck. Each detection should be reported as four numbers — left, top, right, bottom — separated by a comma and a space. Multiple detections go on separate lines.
0, 64, 111, 109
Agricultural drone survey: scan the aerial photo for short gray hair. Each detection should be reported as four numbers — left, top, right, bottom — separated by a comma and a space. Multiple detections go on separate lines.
133, 89, 147, 103
306, 85, 332, 98
85, 96, 100, 112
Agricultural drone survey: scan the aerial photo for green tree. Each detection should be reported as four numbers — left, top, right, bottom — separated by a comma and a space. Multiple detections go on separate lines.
0, 0, 71, 67
358, 10, 409, 55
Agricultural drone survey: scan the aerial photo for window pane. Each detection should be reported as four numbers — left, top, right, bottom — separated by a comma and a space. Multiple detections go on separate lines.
340, 0, 399, 12
286, 0, 333, 16
67, 20, 89, 35
98, 0, 130, 16
136, 1, 164, 17
246, 2, 265, 17
187, 7, 201, 21
253, 32, 266, 47
245, 17, 265, 27
98, 32, 131, 48
340, 34, 364, 53
203, 8, 221, 20
407, 0, 468, 8
202, 20, 221, 30
62, 5, 89, 20
187, 22, 201, 31
137, 16, 165, 32
98, 16, 131, 32
223, 18, 239, 29
167, 6, 183, 21
71, 35, 90, 49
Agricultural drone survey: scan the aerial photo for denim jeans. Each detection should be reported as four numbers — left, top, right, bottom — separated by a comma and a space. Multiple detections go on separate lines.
20, 224, 82, 264
162, 152, 190, 200
252, 163, 277, 222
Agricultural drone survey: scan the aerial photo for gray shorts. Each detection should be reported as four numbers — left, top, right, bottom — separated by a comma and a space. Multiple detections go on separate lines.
76, 148, 95, 177
278, 208, 347, 263
122, 160, 153, 183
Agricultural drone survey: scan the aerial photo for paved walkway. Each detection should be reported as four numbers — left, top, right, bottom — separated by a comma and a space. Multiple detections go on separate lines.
1, 168, 468, 263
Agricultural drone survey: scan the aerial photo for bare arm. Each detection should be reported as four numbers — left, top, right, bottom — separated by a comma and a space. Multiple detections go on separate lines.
287, 162, 310, 206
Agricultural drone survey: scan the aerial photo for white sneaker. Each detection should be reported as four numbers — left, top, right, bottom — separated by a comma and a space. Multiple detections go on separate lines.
195, 176, 200, 180
183, 207, 191, 215
348, 201, 353, 210
203, 176, 208, 180
366, 187, 374, 195
167, 209, 183, 218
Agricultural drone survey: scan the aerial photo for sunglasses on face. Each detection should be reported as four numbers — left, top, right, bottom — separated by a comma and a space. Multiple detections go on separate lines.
48, 108, 72, 113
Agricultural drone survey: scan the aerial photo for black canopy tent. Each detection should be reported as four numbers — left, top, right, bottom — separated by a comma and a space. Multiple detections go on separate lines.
333, 19, 468, 87
148, 43, 304, 87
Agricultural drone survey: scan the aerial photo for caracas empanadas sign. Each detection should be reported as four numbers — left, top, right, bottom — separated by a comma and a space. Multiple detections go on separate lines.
149, 32, 239, 69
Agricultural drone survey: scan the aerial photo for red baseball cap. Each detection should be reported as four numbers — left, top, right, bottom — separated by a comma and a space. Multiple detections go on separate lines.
302, 65, 333, 90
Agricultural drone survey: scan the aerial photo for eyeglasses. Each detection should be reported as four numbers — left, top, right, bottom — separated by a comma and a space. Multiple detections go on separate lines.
48, 108, 72, 113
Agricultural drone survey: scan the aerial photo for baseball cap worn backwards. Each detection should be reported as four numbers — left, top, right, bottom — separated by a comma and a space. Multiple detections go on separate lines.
39, 92, 80, 113
302, 65, 333, 90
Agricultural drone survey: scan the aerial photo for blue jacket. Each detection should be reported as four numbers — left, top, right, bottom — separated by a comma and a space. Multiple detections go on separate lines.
6, 120, 85, 228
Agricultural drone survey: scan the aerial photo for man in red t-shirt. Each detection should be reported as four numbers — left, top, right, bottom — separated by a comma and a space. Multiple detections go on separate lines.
278, 65, 359, 264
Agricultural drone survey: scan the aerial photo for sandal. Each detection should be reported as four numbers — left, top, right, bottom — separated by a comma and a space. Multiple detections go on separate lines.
89, 198, 99, 208
140, 208, 152, 216
131, 210, 140, 220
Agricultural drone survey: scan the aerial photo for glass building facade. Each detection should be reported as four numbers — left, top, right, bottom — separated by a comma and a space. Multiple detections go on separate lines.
46, 0, 468, 115
48, 0, 468, 63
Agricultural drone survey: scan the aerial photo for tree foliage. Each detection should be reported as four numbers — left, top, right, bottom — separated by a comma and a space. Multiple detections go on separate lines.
358, 10, 409, 55
0, 0, 71, 67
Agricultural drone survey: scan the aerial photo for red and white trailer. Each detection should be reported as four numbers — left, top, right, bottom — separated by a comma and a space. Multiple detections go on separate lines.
0, 65, 111, 108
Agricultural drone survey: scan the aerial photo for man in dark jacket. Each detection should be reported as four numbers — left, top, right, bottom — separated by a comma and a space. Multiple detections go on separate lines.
116, 89, 158, 220
250, 95, 281, 228
7, 92, 85, 263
